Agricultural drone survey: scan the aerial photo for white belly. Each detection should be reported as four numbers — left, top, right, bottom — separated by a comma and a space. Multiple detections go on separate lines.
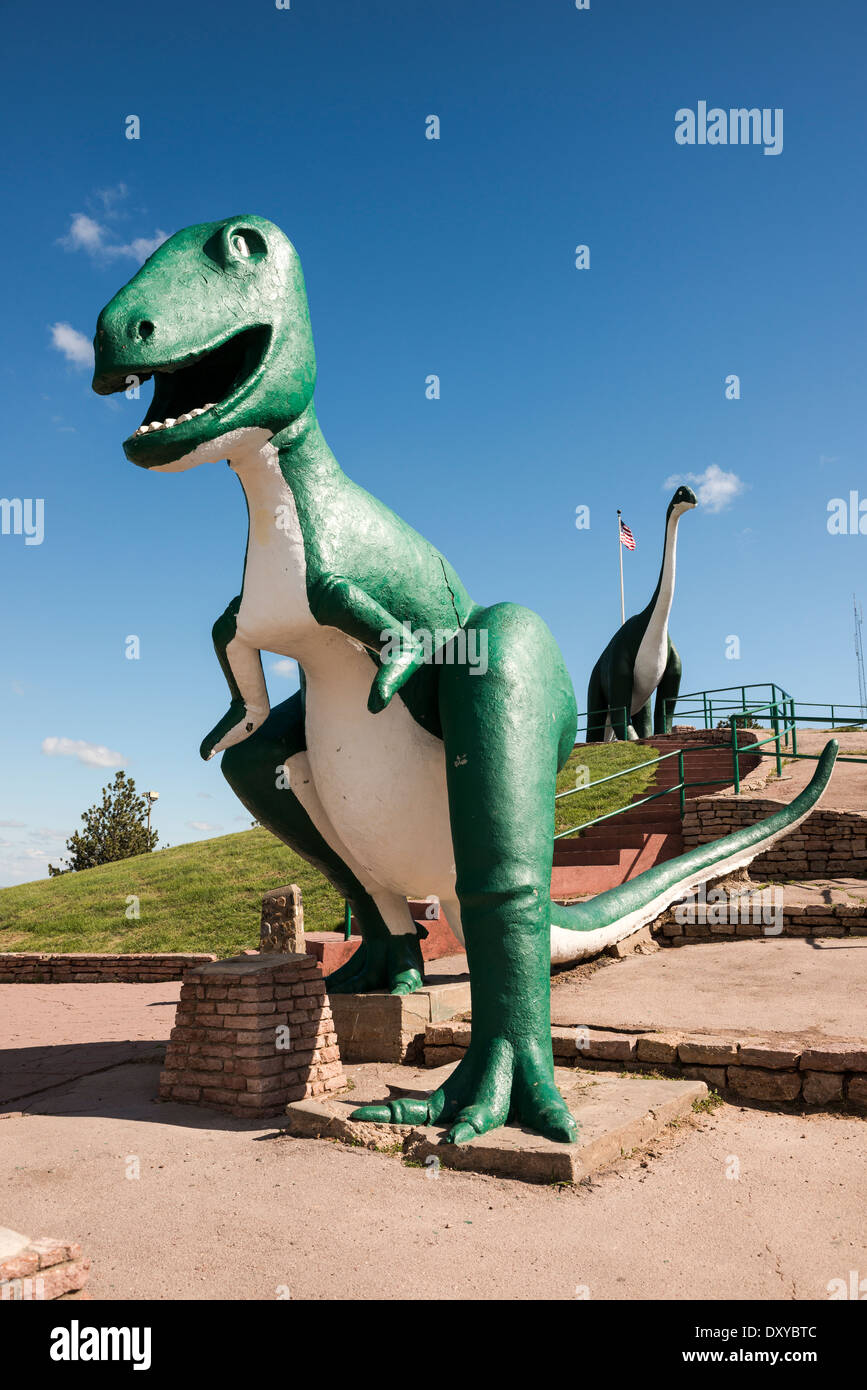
632, 622, 667, 713
229, 440, 457, 904
300, 632, 457, 899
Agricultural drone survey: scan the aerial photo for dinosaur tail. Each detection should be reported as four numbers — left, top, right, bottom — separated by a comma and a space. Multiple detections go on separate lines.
549, 739, 838, 963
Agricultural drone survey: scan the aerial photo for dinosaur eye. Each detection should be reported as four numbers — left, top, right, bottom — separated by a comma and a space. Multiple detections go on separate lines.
229, 227, 267, 260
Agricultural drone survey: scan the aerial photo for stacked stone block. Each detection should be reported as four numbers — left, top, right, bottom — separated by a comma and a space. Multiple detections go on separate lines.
682, 797, 867, 880
0, 1232, 91, 1301
259, 883, 304, 954
158, 953, 344, 1118
424, 1022, 867, 1111
0, 952, 215, 983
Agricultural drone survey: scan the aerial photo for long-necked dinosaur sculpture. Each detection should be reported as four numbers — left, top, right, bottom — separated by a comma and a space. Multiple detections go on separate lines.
587, 486, 696, 741
92, 216, 836, 1144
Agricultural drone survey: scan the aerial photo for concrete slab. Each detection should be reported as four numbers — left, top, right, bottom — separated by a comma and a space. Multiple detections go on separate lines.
2, 1046, 865, 1299
550, 936, 867, 1039
0, 1228, 30, 1260
285, 1061, 706, 1183
330, 955, 470, 1063
0, 981, 178, 1107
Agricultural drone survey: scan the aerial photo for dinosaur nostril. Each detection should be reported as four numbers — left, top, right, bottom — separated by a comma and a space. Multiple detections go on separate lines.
137, 320, 155, 341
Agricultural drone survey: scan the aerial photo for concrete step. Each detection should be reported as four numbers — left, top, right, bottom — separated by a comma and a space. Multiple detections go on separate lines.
553, 843, 622, 865
551, 837, 683, 895
579, 828, 660, 849
305, 901, 462, 973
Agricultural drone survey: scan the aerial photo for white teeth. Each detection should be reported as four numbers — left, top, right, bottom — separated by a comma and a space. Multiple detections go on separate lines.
134, 403, 216, 437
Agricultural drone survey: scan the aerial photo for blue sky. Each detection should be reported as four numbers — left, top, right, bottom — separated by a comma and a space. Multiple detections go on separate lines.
1, 0, 865, 885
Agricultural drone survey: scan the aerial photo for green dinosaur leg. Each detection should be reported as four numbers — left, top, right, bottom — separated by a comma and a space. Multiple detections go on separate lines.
654, 643, 682, 735
353, 604, 579, 1144
585, 665, 608, 742
220, 693, 424, 994
632, 700, 652, 739
606, 677, 636, 740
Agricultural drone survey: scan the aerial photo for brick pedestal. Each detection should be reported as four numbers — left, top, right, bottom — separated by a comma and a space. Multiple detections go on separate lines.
158, 953, 345, 1118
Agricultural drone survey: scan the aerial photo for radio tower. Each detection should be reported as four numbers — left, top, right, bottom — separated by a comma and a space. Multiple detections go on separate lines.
855, 594, 867, 717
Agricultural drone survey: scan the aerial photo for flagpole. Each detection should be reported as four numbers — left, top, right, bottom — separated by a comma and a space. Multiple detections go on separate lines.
617, 509, 625, 626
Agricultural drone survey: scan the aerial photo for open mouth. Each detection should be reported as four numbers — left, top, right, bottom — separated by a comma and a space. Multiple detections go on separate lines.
128, 326, 270, 441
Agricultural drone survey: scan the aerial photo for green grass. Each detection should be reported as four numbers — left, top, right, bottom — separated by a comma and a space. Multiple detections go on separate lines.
555, 742, 665, 838
0, 742, 664, 955
0, 828, 345, 957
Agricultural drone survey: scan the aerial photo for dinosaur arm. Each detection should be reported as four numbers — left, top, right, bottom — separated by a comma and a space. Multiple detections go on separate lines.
308, 572, 439, 713
200, 596, 270, 760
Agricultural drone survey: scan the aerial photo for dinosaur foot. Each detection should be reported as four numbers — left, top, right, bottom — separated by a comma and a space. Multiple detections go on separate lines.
351, 1035, 578, 1145
324, 934, 424, 996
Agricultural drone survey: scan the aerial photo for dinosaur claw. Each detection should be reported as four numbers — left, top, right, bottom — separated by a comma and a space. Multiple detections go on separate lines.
444, 1122, 477, 1146
350, 1105, 392, 1123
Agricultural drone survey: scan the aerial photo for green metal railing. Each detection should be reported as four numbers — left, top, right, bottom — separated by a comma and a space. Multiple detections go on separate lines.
576, 704, 628, 739
339, 685, 867, 913
555, 747, 687, 839
555, 683, 867, 842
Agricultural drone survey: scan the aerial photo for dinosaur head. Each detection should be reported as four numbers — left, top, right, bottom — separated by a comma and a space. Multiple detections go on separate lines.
667, 484, 698, 520
92, 215, 316, 470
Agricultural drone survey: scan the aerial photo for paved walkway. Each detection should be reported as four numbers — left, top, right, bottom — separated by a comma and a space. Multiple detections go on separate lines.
551, 937, 867, 1039
2, 1055, 864, 1300
741, 728, 867, 810
0, 982, 180, 1107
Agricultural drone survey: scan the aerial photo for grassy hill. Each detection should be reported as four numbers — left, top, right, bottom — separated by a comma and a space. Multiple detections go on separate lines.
0, 828, 345, 958
555, 741, 661, 837
0, 741, 660, 956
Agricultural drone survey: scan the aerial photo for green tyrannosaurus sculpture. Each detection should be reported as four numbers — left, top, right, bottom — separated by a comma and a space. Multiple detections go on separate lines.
587, 487, 696, 742
92, 216, 836, 1144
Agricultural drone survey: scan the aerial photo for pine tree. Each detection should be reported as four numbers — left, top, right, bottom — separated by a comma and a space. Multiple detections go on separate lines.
48, 771, 158, 875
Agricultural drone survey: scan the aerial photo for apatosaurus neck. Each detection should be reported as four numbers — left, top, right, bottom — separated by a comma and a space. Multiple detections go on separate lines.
643, 507, 681, 638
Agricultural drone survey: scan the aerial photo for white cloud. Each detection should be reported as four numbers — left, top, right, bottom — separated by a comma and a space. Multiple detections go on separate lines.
271, 658, 298, 678
95, 182, 129, 212
663, 464, 744, 513
0, 840, 59, 887
60, 211, 166, 264
0, 819, 26, 828
186, 820, 223, 833
41, 737, 125, 768
49, 322, 94, 368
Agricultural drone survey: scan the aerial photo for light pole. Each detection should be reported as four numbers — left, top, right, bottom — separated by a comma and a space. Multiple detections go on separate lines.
146, 790, 159, 836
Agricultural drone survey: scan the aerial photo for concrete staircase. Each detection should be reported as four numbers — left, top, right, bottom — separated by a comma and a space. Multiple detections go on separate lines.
551, 732, 757, 899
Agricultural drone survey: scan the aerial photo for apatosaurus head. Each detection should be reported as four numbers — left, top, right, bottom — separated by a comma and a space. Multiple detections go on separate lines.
92, 215, 316, 471
666, 484, 698, 521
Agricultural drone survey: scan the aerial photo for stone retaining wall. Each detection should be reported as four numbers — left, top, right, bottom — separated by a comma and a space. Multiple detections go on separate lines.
682, 798, 867, 879
652, 897, 867, 942
425, 1022, 867, 1111
0, 952, 217, 983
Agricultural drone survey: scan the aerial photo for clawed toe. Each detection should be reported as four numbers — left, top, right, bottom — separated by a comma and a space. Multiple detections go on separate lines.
351, 1097, 436, 1126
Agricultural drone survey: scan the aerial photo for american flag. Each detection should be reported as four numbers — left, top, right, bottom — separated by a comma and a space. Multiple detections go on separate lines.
619, 517, 636, 551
